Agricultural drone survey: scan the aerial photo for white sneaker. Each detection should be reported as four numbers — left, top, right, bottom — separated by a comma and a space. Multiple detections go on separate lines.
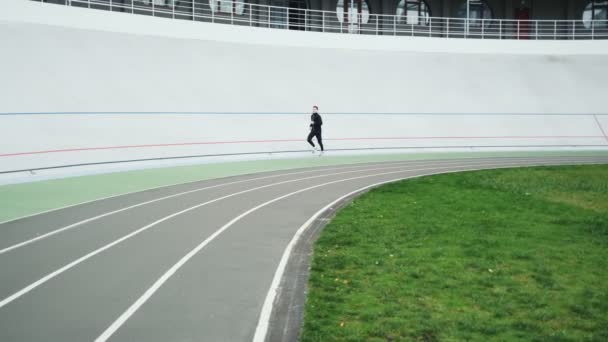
318, 151, 324, 157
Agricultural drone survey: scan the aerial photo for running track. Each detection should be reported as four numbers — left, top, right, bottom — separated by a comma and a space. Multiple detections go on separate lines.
1, 155, 607, 342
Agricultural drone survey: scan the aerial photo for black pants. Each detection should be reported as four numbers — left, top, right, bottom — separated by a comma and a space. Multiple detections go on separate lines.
307, 130, 324, 151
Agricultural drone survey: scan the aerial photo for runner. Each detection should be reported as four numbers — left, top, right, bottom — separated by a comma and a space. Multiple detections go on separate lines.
307, 105, 324, 156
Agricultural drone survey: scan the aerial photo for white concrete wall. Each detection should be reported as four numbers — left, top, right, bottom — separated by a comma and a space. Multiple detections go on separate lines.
0, 0, 607, 176
1, 112, 607, 174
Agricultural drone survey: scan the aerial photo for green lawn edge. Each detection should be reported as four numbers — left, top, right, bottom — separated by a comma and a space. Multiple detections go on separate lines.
301, 164, 608, 341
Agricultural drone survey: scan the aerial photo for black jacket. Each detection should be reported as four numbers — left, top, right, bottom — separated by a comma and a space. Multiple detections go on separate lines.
310, 113, 323, 132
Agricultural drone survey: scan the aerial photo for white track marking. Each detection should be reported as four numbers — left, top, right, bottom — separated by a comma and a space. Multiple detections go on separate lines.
0, 161, 478, 308
3, 157, 528, 254
0, 159, 602, 319
92, 158, 600, 342
0, 158, 470, 227
252, 158, 607, 342
0, 161, 410, 226
0, 160, 438, 255
0, 155, 588, 227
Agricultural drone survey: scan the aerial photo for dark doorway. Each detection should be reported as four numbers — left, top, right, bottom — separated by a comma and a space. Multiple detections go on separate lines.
289, 0, 307, 30
514, 0, 531, 39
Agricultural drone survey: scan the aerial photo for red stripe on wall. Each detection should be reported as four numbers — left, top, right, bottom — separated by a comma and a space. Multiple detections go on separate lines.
0, 136, 605, 158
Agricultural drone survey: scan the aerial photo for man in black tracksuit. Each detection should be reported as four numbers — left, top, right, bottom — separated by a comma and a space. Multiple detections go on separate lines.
307, 105, 324, 154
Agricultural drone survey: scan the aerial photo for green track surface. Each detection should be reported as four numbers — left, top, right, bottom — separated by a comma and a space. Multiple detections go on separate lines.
1, 151, 606, 223
301, 164, 608, 341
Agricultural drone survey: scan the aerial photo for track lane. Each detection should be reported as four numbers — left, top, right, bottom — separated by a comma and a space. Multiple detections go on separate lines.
97, 158, 608, 342
3, 162, 460, 341
2, 158, 542, 253
0, 162, 396, 250
3, 161, 456, 306
0, 156, 606, 342
0, 159, 470, 251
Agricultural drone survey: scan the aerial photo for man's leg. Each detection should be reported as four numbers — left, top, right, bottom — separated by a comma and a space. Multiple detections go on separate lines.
307, 131, 316, 151
315, 132, 324, 151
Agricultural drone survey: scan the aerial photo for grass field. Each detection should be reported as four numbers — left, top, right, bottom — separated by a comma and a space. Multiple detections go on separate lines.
301, 165, 608, 341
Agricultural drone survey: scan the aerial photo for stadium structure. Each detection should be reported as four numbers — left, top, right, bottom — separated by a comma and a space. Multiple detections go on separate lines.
0, 1, 606, 341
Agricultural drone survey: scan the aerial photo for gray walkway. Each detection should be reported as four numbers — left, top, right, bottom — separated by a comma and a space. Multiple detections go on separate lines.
1, 156, 606, 342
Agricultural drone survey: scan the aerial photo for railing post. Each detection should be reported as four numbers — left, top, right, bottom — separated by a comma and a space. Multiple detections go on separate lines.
110, 0, 112, 11
131, 0, 133, 14
286, 8, 289, 29
172, 0, 175, 19
193, 0, 196, 21
152, 0, 155, 17
592, 20, 595, 40
554, 20, 557, 39
481, 19, 484, 39
535, 21, 538, 39
429, 17, 432, 37
376, 14, 379, 35
88, 0, 90, 9
572, 20, 575, 40
446, 17, 449, 38
268, 6, 271, 28
304, 9, 307, 31
499, 19, 502, 39
250, 3, 253, 27
322, 11, 325, 33
359, 13, 362, 34
393, 15, 397, 36
517, 20, 520, 40
210, 0, 217, 23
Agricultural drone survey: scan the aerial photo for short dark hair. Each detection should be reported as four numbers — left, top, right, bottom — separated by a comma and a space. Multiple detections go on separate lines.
313, 105, 318, 109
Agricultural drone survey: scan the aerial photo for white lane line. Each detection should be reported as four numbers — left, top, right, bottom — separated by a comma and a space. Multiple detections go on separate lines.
0, 160, 432, 255
252, 158, 608, 342
0, 155, 588, 227
0, 158, 600, 312
0, 161, 466, 309
0, 161, 409, 227
0, 158, 469, 227
3, 157, 523, 254
0, 156, 585, 251
93, 158, 591, 342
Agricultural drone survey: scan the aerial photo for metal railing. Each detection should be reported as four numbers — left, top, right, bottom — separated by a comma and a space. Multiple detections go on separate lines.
35, 0, 608, 40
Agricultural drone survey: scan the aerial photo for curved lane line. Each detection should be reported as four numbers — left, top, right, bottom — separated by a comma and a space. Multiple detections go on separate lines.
0, 161, 429, 255
0, 155, 597, 227
0, 157, 471, 227
4, 158, 532, 254
0, 161, 477, 309
252, 158, 608, 341
93, 158, 591, 342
